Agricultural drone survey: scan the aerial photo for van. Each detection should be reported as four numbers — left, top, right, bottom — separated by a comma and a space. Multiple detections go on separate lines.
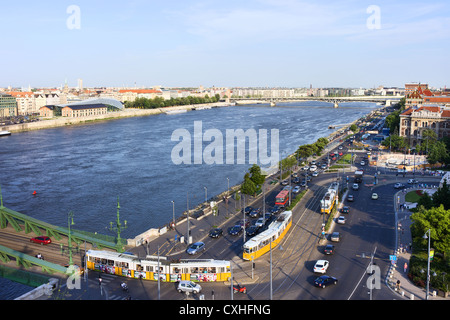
177, 280, 202, 294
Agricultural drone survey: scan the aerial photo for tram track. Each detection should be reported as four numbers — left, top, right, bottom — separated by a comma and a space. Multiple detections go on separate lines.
245, 177, 334, 299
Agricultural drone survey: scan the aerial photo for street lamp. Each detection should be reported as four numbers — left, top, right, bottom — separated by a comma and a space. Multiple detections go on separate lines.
68, 211, 75, 266
171, 200, 175, 227
423, 229, 431, 300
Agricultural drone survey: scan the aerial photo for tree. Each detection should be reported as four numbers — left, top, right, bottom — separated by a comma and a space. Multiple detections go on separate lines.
350, 124, 358, 132
432, 180, 450, 210
427, 140, 447, 165
241, 173, 257, 196
248, 164, 265, 189
411, 205, 450, 254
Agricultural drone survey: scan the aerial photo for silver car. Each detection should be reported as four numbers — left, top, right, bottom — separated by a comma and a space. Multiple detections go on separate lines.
177, 280, 202, 294
186, 242, 205, 255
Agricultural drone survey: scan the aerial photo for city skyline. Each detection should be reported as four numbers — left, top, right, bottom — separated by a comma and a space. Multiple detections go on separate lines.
1, 0, 449, 89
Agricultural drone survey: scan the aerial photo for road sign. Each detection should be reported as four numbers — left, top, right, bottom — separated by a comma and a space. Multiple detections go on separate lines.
389, 255, 397, 262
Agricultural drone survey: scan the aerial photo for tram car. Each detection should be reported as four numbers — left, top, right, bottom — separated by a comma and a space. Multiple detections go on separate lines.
242, 210, 292, 260
320, 182, 339, 214
86, 250, 231, 282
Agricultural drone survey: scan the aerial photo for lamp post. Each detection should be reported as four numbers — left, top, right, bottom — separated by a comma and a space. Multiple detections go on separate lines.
423, 229, 431, 300
109, 197, 127, 252
68, 211, 75, 266
171, 200, 175, 227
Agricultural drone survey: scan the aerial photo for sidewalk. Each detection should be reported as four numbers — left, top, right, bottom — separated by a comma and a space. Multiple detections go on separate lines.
387, 187, 449, 300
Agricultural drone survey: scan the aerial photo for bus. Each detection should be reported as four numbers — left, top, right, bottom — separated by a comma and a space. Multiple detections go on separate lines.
275, 189, 289, 207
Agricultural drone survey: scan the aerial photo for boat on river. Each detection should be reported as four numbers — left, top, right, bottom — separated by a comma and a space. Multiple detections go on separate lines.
0, 131, 11, 137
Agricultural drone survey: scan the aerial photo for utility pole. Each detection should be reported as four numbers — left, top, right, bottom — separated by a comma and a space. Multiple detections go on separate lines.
68, 211, 75, 266
109, 197, 127, 252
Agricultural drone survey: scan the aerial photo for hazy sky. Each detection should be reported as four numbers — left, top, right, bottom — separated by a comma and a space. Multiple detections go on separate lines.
1, 0, 449, 89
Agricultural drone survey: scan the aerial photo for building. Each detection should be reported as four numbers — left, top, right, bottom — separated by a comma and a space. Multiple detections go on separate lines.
399, 105, 450, 146
0, 93, 18, 118
61, 104, 108, 117
39, 105, 62, 118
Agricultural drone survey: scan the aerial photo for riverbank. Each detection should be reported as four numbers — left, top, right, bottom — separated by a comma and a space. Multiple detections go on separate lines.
0, 102, 232, 134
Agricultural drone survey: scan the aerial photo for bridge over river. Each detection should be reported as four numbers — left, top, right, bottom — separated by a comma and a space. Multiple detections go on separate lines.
231, 95, 403, 108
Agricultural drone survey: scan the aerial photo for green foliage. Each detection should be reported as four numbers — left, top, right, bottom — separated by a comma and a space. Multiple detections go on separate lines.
124, 94, 220, 109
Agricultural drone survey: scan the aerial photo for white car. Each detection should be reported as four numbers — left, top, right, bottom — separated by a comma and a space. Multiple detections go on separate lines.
337, 216, 346, 224
292, 186, 301, 193
313, 260, 329, 274
177, 280, 202, 294
312, 171, 319, 177
352, 183, 359, 191
360, 161, 365, 166
371, 193, 378, 200
255, 217, 265, 228
309, 165, 317, 172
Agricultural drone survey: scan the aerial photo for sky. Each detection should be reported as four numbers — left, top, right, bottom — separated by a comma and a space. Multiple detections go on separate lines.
1, 0, 449, 89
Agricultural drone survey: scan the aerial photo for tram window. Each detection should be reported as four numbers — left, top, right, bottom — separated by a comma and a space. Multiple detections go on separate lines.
108, 259, 114, 266
208, 267, 216, 273
101, 258, 107, 265
173, 267, 180, 273
146, 266, 154, 272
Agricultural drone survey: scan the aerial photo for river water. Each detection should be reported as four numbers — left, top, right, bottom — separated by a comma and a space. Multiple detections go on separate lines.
0, 102, 377, 239
0, 101, 378, 299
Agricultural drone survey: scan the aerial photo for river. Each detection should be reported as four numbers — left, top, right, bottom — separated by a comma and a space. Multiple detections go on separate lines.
0, 102, 377, 240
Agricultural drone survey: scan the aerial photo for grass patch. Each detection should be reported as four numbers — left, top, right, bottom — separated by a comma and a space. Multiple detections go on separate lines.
405, 190, 423, 203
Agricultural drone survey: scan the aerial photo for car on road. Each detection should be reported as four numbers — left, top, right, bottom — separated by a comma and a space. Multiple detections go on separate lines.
229, 225, 243, 236
243, 206, 253, 214
255, 217, 265, 228
248, 208, 261, 218
341, 206, 350, 214
246, 225, 260, 237
30, 236, 51, 245
309, 165, 317, 172
337, 216, 346, 224
360, 160, 365, 166
312, 171, 319, 177
330, 232, 341, 242
394, 183, 405, 189
292, 186, 301, 194
324, 244, 335, 255
313, 260, 329, 274
314, 275, 338, 288
321, 163, 327, 169
347, 194, 354, 202
238, 219, 250, 228
208, 228, 223, 238
352, 183, 359, 191
177, 280, 202, 294
270, 205, 282, 215
371, 193, 379, 200
281, 180, 289, 186
408, 179, 419, 184
186, 242, 206, 255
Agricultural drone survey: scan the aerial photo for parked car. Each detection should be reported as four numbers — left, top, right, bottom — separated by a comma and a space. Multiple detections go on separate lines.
371, 193, 379, 200
313, 260, 329, 274
186, 242, 206, 255
208, 228, 223, 238
177, 280, 202, 294
30, 236, 51, 245
229, 225, 243, 236
314, 275, 338, 288
330, 232, 341, 242
324, 244, 335, 255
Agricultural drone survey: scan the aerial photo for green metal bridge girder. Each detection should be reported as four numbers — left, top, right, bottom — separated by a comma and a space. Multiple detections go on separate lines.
0, 244, 67, 275
0, 206, 121, 251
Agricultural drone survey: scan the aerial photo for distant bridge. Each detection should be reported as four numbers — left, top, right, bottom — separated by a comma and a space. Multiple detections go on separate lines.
230, 95, 403, 108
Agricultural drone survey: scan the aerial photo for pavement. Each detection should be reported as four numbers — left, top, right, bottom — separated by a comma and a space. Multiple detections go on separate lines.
387, 185, 449, 300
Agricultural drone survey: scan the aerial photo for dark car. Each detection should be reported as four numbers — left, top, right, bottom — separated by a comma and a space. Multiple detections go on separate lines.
208, 228, 223, 238
246, 225, 260, 237
30, 236, 51, 245
249, 208, 261, 218
238, 219, 251, 228
324, 244, 335, 255
229, 225, 243, 236
314, 275, 338, 288
270, 205, 281, 215
341, 206, 350, 214
242, 206, 253, 214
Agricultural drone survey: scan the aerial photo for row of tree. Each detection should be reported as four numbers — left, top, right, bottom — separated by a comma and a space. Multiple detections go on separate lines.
124, 94, 221, 109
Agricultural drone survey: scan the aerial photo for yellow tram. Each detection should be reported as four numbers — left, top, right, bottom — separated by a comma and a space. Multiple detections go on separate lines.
242, 210, 292, 260
86, 250, 231, 282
